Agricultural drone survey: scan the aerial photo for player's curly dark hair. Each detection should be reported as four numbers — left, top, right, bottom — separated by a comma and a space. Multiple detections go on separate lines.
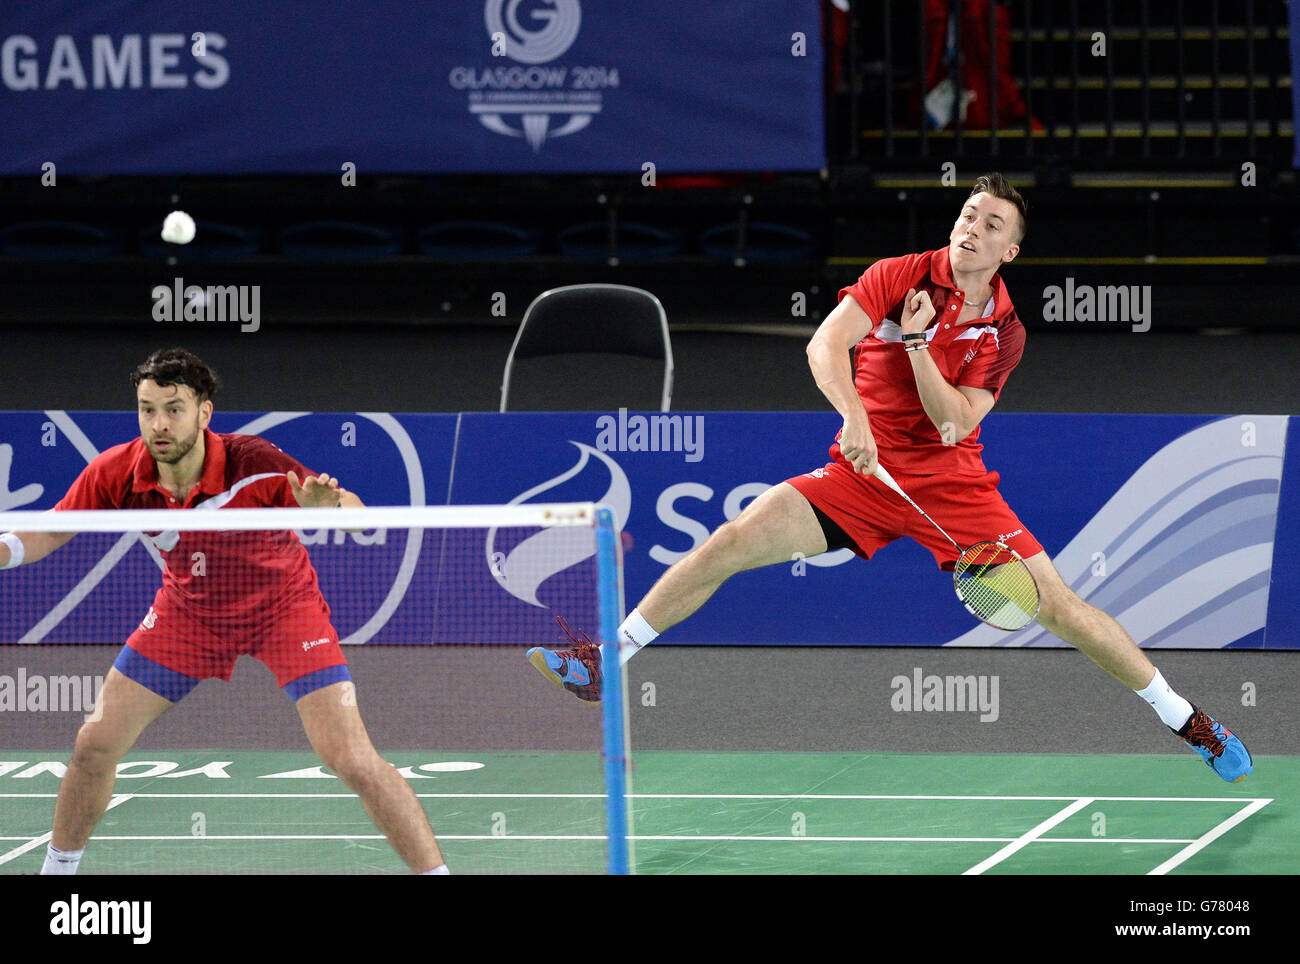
130, 348, 220, 403
968, 172, 1028, 243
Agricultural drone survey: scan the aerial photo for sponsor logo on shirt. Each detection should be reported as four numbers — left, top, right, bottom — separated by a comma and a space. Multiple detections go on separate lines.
140, 607, 158, 631
301, 637, 330, 652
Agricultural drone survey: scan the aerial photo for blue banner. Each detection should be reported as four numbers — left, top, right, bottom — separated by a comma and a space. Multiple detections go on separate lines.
0, 1, 826, 174
0, 410, 1293, 648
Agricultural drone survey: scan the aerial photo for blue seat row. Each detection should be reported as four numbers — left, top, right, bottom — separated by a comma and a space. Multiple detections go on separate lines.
0, 219, 818, 263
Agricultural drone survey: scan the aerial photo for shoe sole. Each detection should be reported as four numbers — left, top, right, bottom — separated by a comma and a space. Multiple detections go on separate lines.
528, 650, 564, 689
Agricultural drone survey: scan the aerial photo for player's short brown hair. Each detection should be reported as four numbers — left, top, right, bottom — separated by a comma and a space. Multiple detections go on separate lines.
968, 172, 1027, 243
131, 348, 220, 403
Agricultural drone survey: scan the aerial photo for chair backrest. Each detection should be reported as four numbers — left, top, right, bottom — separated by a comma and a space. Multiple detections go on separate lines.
500, 284, 674, 412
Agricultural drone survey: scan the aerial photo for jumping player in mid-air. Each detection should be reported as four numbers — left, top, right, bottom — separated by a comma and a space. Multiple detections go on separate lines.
526, 173, 1252, 784
0, 348, 451, 873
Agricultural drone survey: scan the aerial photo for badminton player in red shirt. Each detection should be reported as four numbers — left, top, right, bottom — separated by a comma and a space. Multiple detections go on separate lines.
0, 348, 450, 874
528, 174, 1251, 783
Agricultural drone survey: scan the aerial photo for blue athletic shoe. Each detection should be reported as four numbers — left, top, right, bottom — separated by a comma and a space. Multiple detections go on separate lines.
526, 616, 602, 703
1173, 705, 1253, 783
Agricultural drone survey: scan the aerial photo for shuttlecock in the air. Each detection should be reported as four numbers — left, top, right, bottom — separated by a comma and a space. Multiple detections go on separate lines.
161, 210, 196, 245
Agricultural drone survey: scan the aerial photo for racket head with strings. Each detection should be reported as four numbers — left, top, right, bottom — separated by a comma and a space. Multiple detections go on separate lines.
952, 540, 1041, 631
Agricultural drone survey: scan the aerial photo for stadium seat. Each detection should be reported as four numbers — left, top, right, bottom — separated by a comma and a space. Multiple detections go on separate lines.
417, 221, 541, 260
277, 221, 404, 261
557, 221, 684, 263
137, 222, 264, 260
699, 221, 817, 264
0, 221, 123, 260
500, 283, 674, 412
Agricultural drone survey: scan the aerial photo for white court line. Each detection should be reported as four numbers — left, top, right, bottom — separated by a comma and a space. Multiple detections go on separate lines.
0, 792, 1269, 801
0, 791, 1256, 866
2, 834, 1016, 843
963, 797, 1096, 875
1028, 838, 1196, 844
0, 834, 1033, 843
1147, 798, 1273, 875
0, 794, 132, 866
628, 794, 1263, 803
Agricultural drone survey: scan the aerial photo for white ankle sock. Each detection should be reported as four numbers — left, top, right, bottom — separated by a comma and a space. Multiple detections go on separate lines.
420, 864, 450, 875
1135, 668, 1194, 730
618, 609, 659, 665
41, 843, 84, 876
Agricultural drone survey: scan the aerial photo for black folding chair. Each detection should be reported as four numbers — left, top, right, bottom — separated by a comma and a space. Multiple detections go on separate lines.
499, 284, 674, 412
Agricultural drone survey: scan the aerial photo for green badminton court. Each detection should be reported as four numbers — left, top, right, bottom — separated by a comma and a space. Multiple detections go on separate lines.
0, 750, 1292, 874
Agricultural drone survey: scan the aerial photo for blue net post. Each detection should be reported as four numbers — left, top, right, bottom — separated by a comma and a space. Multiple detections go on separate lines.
595, 505, 629, 875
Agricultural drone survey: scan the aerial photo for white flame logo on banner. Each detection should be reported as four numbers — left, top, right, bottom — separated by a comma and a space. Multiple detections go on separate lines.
941, 416, 1287, 649
487, 441, 630, 607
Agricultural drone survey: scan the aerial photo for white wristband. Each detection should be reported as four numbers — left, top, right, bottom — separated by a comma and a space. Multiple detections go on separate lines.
0, 532, 25, 569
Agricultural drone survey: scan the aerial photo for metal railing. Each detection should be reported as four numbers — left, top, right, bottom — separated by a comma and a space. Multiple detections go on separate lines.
844, 0, 1291, 165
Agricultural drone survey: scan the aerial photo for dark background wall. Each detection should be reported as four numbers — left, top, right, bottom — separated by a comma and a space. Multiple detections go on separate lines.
3, 0, 1297, 417
10, 324, 1299, 415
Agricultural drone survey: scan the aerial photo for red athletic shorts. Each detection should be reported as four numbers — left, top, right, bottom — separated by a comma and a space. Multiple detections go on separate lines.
119, 588, 349, 702
785, 460, 1044, 570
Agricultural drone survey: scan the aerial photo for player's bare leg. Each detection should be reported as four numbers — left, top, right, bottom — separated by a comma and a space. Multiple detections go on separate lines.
1021, 551, 1155, 689
46, 668, 173, 869
296, 680, 446, 873
637, 481, 829, 633
526, 482, 831, 700
1022, 550, 1252, 780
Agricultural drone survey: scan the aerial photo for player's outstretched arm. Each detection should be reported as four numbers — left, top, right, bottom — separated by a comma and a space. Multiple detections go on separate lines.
807, 295, 879, 475
0, 529, 76, 569
286, 470, 365, 509
286, 470, 365, 535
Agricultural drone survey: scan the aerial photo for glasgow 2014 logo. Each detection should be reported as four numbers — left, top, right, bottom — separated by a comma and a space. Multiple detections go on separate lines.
450, 0, 617, 151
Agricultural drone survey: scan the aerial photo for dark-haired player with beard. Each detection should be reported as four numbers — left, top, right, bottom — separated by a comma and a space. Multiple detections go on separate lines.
0, 348, 450, 874
527, 174, 1252, 786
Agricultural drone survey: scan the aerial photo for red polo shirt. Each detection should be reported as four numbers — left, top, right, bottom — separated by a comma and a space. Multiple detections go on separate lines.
54, 429, 327, 626
835, 246, 1025, 476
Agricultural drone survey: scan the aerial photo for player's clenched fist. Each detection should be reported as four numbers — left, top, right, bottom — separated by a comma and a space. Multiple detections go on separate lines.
287, 470, 345, 508
901, 287, 936, 334
839, 417, 878, 476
